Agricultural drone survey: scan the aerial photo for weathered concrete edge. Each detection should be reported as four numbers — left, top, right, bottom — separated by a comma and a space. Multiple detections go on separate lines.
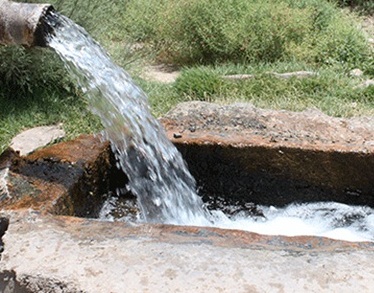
1, 210, 374, 292
166, 130, 373, 153
1, 210, 373, 253
0, 135, 113, 217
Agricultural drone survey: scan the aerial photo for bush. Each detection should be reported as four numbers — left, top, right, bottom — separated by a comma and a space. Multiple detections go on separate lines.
310, 11, 371, 67
123, 0, 371, 68
0, 46, 72, 99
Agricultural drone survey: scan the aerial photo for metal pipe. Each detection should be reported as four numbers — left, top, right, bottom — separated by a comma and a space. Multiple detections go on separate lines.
0, 0, 54, 47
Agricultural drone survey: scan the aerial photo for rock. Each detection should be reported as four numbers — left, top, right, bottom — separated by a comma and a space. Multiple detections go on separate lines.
269, 71, 317, 79
10, 125, 65, 156
0, 135, 118, 218
349, 68, 364, 77
355, 79, 374, 89
161, 102, 374, 207
223, 71, 317, 81
173, 132, 183, 139
0, 210, 374, 293
223, 74, 255, 80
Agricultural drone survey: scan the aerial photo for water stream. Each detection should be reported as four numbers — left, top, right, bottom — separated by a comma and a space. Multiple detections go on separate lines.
45, 13, 374, 242
46, 12, 210, 226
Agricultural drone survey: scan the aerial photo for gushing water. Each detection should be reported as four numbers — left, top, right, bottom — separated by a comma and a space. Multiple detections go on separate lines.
212, 202, 374, 242
44, 13, 374, 243
46, 12, 210, 225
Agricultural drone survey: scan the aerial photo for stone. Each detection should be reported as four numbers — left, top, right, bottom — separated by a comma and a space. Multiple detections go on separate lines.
349, 68, 363, 77
0, 210, 374, 293
10, 125, 65, 156
355, 79, 374, 89
160, 102, 374, 207
223, 74, 255, 80
223, 71, 317, 81
0, 135, 117, 217
173, 132, 182, 139
269, 71, 317, 79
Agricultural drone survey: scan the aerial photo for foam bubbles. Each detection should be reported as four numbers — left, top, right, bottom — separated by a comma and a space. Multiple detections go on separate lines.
212, 202, 374, 242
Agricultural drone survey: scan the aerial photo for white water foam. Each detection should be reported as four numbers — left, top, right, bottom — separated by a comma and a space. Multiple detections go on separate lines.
212, 202, 374, 242
0, 167, 10, 200
100, 196, 374, 242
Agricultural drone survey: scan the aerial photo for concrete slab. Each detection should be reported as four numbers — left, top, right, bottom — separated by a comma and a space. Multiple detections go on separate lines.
1, 210, 374, 293
1, 135, 113, 217
161, 102, 374, 207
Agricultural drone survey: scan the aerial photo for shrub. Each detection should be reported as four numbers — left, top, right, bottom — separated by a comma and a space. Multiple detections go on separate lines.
308, 11, 371, 67
123, 0, 371, 68
0, 46, 72, 99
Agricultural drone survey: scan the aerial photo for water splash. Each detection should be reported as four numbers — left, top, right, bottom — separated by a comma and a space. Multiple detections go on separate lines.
45, 12, 210, 225
212, 202, 374, 242
44, 12, 374, 243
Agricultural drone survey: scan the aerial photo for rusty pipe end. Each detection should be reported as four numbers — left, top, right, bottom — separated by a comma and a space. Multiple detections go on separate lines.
0, 1, 55, 47
33, 5, 55, 47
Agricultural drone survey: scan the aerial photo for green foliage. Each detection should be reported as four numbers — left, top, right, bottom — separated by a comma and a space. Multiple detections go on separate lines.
122, 0, 371, 68
0, 88, 102, 154
174, 67, 224, 101
0, 46, 72, 99
310, 12, 371, 68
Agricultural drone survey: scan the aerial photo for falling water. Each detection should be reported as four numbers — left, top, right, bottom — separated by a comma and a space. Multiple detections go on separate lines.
45, 12, 210, 225
43, 12, 374, 242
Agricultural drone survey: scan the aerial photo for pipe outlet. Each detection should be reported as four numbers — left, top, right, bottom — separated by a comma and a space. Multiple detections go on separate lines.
0, 0, 54, 47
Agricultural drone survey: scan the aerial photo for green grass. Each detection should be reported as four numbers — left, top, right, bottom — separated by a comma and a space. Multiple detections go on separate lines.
145, 62, 374, 118
0, 0, 373, 154
0, 90, 102, 153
